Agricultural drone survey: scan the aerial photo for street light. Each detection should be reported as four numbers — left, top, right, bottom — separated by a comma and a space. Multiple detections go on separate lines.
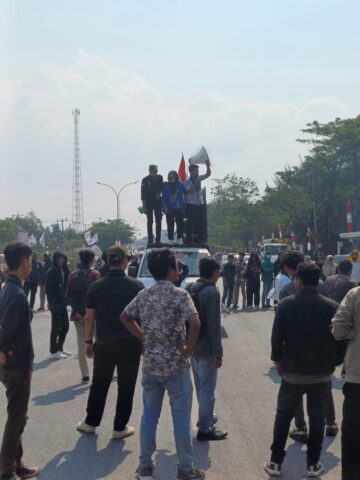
95, 180, 139, 242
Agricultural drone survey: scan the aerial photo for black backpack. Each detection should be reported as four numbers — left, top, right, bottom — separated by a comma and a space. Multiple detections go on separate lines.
68, 268, 92, 316
185, 281, 211, 339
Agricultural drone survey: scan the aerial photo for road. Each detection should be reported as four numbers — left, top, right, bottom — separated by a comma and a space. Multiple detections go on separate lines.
0, 308, 343, 480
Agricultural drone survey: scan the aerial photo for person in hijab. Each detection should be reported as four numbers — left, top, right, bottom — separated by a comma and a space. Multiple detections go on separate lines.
162, 171, 186, 245
323, 255, 337, 279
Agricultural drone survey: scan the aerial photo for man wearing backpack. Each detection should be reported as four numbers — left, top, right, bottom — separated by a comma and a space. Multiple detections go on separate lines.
188, 257, 228, 441
67, 249, 100, 383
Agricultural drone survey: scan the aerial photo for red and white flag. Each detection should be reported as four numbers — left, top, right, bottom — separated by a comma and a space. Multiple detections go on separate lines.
277, 224, 283, 242
178, 153, 187, 182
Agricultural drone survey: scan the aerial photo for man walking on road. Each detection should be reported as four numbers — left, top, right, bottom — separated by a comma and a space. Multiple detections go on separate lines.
233, 252, 247, 310
37, 252, 52, 311
0, 243, 40, 480
261, 251, 274, 309
67, 249, 100, 384
121, 248, 205, 480
23, 253, 43, 311
46, 251, 71, 359
324, 260, 357, 304
77, 245, 144, 439
221, 254, 236, 309
265, 263, 339, 478
332, 286, 360, 480
189, 257, 228, 441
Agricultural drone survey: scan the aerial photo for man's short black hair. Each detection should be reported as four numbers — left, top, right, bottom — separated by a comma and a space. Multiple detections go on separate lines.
199, 258, 220, 279
148, 248, 177, 281
189, 164, 199, 173
228, 254, 235, 260
295, 262, 320, 287
79, 249, 95, 266
4, 242, 32, 270
338, 260, 353, 275
282, 250, 305, 271
238, 251, 245, 257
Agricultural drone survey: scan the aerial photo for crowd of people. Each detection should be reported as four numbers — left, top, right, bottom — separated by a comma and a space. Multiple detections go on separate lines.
1, 241, 360, 479
141, 162, 211, 246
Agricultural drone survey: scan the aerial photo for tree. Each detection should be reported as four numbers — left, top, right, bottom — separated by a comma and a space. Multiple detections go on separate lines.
89, 219, 135, 251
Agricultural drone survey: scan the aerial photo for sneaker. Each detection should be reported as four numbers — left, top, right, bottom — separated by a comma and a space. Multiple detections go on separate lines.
177, 238, 184, 245
113, 426, 135, 439
37, 307, 45, 312
16, 465, 40, 479
81, 376, 90, 384
289, 427, 308, 443
264, 461, 281, 477
326, 422, 338, 436
197, 427, 228, 441
177, 468, 205, 480
60, 349, 72, 356
135, 466, 154, 480
307, 462, 324, 477
77, 421, 96, 434
50, 352, 67, 360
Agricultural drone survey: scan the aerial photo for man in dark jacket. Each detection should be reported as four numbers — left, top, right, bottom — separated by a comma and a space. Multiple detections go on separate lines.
77, 245, 144, 439
265, 263, 339, 478
141, 165, 163, 245
24, 253, 43, 311
324, 260, 357, 304
67, 249, 100, 383
46, 251, 70, 359
221, 254, 236, 309
0, 243, 40, 480
38, 253, 52, 311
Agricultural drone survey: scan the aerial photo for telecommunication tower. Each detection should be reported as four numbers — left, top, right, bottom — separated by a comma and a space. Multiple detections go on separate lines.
72, 108, 84, 232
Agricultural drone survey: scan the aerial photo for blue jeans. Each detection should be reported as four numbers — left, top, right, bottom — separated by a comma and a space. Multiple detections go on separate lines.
139, 369, 194, 474
191, 356, 218, 433
262, 278, 273, 306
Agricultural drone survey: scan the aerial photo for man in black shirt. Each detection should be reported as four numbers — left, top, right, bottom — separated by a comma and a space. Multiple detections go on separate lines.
0, 243, 40, 480
24, 253, 43, 311
77, 245, 144, 439
221, 254, 236, 309
265, 263, 339, 478
141, 164, 163, 245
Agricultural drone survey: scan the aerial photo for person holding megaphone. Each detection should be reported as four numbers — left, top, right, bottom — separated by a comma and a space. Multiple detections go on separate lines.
184, 148, 211, 245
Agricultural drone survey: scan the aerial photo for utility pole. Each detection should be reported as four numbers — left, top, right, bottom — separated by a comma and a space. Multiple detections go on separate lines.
56, 218, 68, 232
311, 165, 317, 253
72, 108, 84, 233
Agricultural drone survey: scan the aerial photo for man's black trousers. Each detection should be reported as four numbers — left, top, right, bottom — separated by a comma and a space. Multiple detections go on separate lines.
50, 306, 69, 354
271, 379, 330, 467
146, 203, 162, 243
24, 281, 38, 310
85, 339, 142, 432
342, 382, 360, 480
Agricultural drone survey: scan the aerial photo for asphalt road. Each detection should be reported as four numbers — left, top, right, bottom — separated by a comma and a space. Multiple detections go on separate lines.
0, 308, 343, 480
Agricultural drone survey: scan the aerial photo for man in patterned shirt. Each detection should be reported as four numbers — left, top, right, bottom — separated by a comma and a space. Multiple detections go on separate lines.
121, 248, 206, 480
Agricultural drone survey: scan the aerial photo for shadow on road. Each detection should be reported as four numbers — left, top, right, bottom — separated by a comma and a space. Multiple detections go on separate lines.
40, 434, 131, 480
33, 358, 54, 371
32, 384, 89, 405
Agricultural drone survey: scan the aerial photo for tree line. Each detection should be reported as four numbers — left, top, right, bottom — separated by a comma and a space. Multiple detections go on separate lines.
208, 115, 360, 254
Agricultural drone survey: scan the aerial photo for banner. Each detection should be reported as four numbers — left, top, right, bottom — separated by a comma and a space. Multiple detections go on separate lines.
39, 231, 46, 248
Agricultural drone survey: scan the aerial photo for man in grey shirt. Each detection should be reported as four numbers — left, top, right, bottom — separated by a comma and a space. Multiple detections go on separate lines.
183, 161, 211, 244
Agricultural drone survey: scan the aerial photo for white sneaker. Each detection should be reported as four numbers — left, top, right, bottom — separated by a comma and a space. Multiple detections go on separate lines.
177, 238, 184, 245
113, 426, 135, 439
50, 352, 67, 360
77, 421, 96, 434
61, 349, 72, 356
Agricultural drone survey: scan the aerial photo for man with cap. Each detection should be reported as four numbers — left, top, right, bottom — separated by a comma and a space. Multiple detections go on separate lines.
183, 161, 211, 245
77, 245, 144, 440
141, 165, 163, 245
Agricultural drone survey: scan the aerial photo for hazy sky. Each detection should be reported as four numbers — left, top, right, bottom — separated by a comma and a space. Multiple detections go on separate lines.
1, 0, 359, 236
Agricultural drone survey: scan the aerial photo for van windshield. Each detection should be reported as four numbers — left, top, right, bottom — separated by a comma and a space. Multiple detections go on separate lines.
139, 250, 210, 278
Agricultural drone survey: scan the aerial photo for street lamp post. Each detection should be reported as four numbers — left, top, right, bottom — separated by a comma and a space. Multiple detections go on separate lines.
96, 180, 139, 243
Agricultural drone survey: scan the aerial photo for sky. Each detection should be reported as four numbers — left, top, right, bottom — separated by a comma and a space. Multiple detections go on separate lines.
1, 0, 360, 237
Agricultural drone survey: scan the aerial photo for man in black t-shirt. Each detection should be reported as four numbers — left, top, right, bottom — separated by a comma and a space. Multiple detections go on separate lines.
77, 245, 144, 440
141, 164, 163, 245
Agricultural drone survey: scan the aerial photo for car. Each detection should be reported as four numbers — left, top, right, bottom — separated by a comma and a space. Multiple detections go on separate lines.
334, 254, 347, 266
137, 246, 212, 288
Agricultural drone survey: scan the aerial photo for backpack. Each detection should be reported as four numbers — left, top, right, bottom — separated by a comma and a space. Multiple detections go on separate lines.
68, 268, 92, 316
185, 281, 211, 339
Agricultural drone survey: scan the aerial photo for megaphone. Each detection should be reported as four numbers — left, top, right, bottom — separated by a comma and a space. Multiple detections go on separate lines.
188, 146, 210, 166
